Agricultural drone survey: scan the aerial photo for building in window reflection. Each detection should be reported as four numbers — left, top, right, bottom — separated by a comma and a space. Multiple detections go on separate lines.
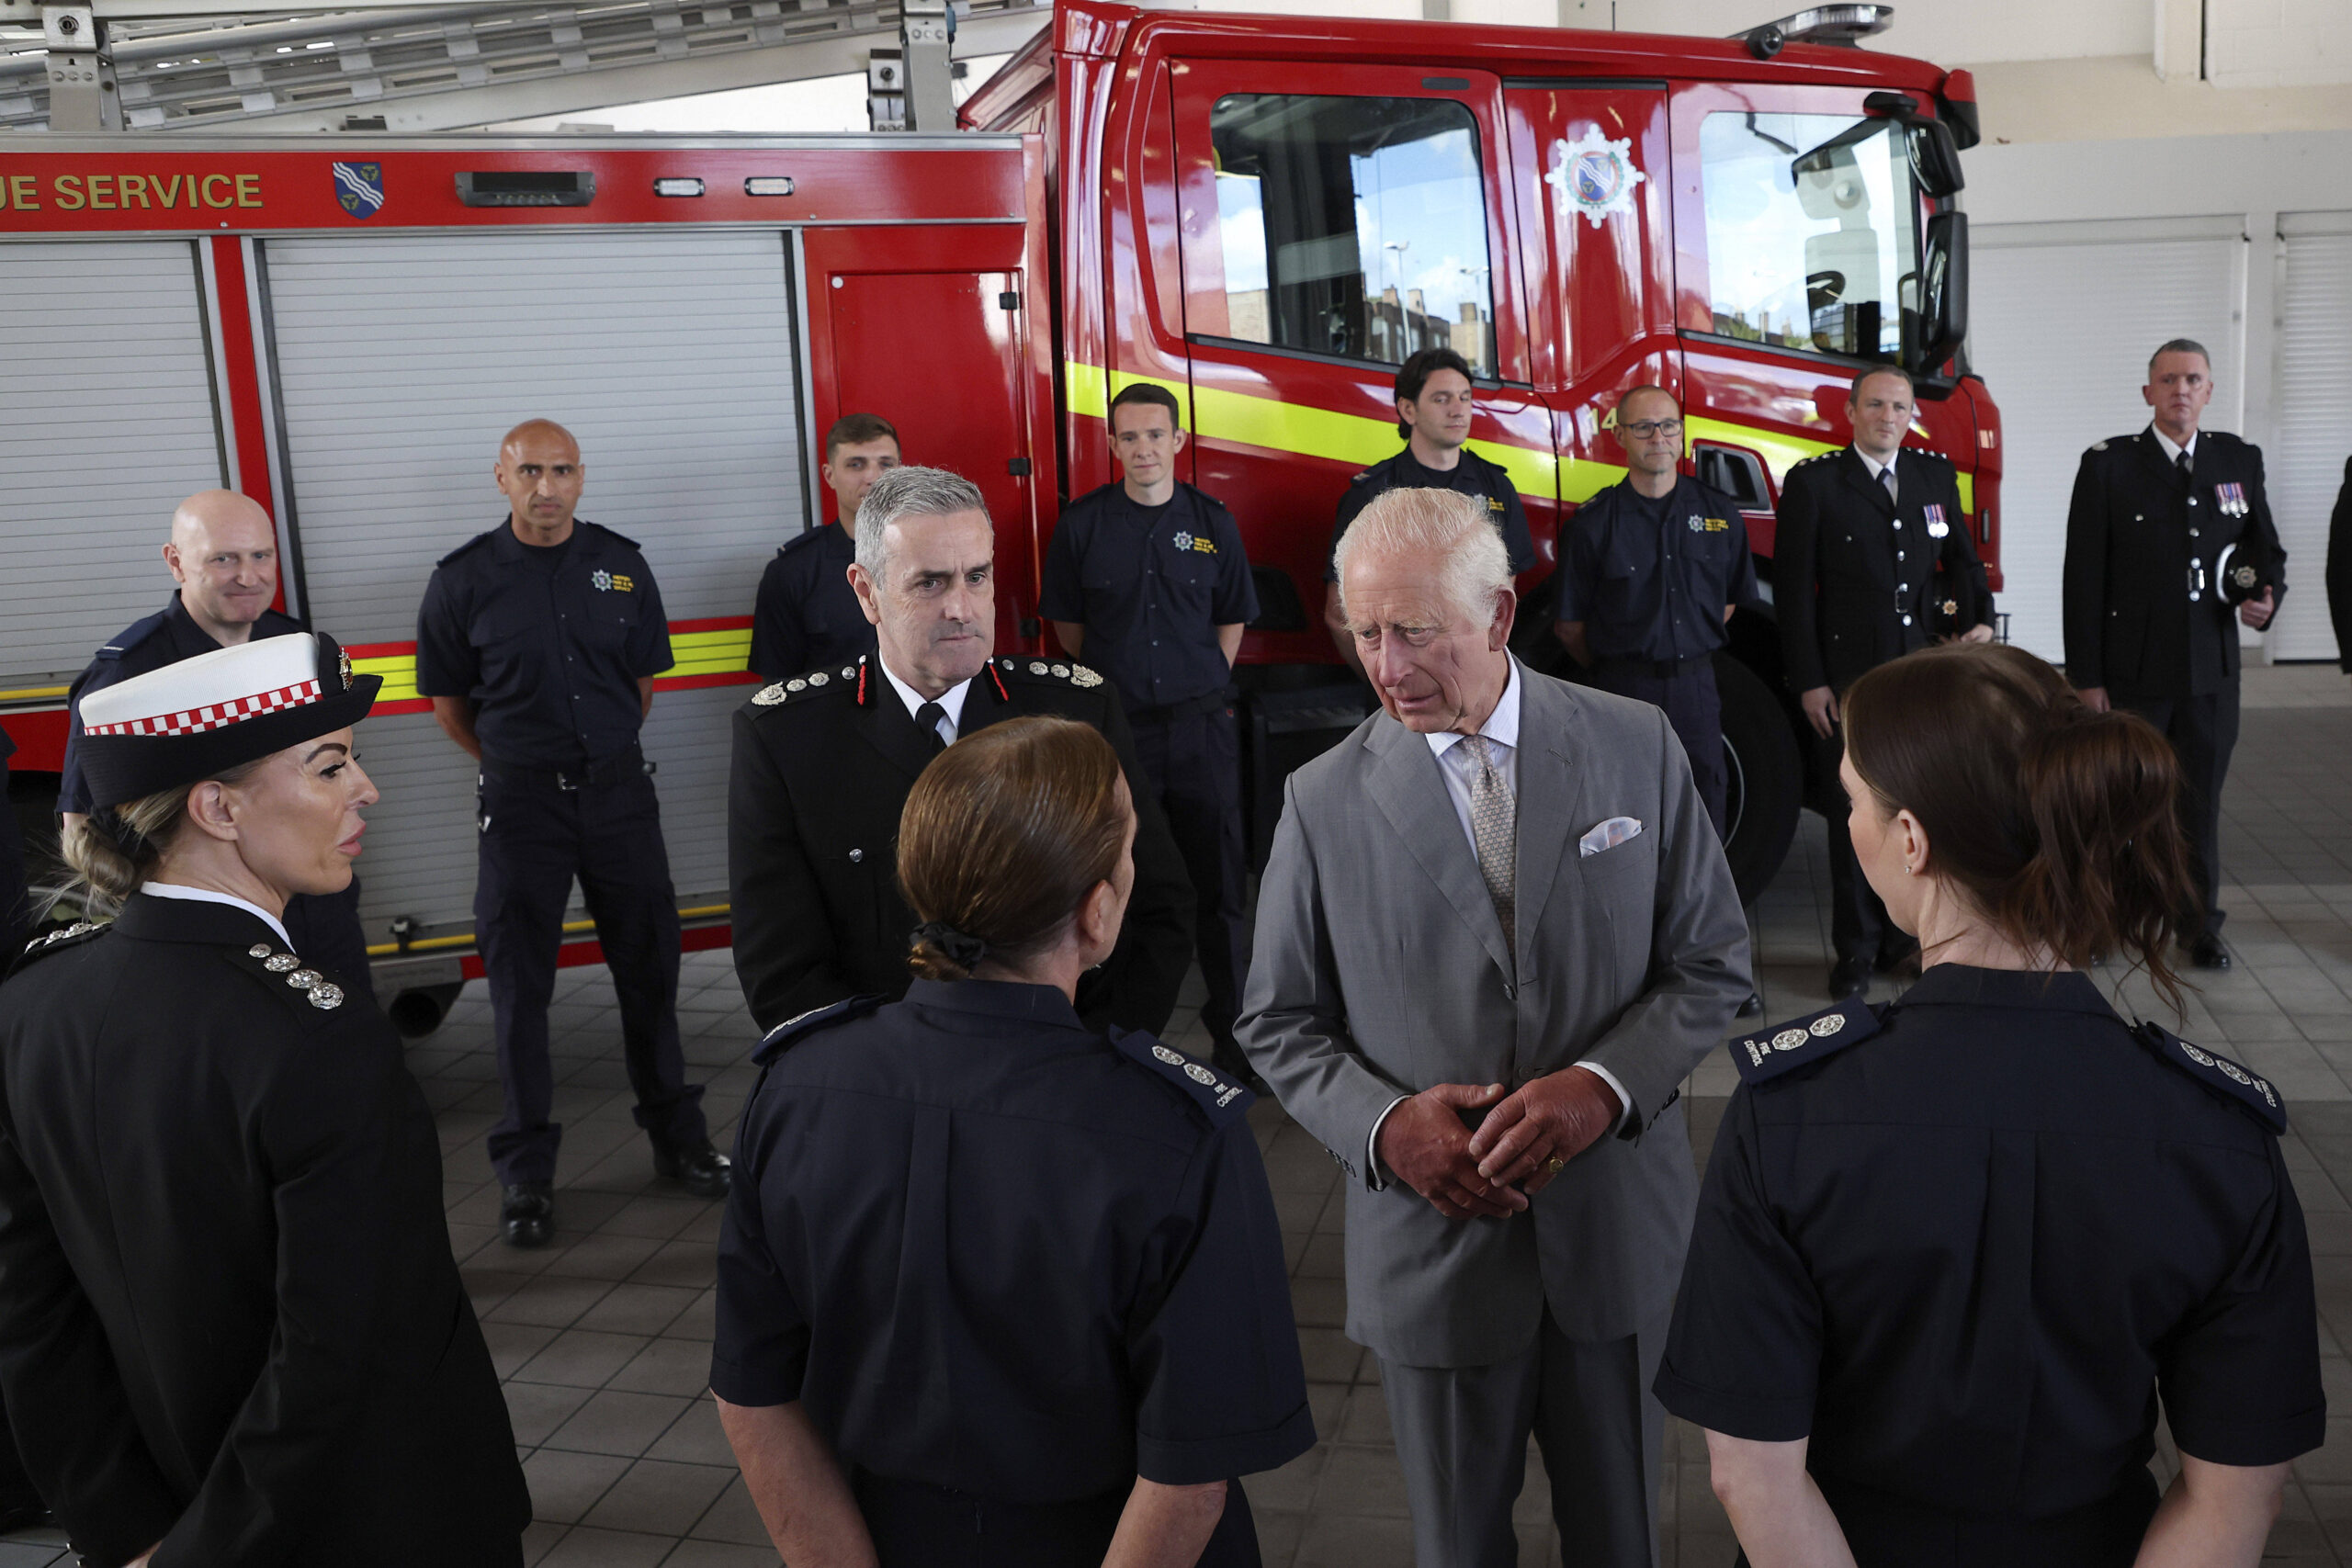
1229, 285, 1492, 371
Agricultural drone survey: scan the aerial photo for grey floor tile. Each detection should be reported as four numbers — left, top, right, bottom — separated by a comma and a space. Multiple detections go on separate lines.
522, 1447, 634, 1524
580, 1459, 738, 1536
544, 1389, 699, 1459
537, 1526, 676, 1567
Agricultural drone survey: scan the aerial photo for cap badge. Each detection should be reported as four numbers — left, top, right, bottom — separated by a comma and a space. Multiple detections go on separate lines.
337, 647, 354, 690
2233, 563, 2258, 589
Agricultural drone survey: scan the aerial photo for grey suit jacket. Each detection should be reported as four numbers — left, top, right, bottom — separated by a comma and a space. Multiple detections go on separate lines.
1238, 660, 1751, 1366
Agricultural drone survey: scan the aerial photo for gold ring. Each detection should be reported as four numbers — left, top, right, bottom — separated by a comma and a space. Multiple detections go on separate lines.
1544, 1156, 1566, 1174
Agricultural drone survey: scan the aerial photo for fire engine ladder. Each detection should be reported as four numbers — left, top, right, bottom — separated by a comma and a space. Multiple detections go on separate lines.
0, 0, 1020, 133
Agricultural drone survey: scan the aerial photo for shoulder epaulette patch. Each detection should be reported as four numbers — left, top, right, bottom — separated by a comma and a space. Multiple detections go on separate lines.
96, 612, 168, 661
2132, 1021, 2285, 1134
754, 994, 886, 1065
1348, 468, 1375, 485
776, 525, 829, 555
1728, 995, 1879, 1085
582, 521, 643, 552
752, 662, 861, 707
17, 920, 104, 959
995, 656, 1105, 690
1110, 1028, 1254, 1127
2090, 440, 2109, 453
229, 941, 349, 1011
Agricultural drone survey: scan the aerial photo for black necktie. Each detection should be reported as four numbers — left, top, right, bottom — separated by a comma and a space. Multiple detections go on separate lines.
2176, 448, 2194, 482
914, 700, 948, 756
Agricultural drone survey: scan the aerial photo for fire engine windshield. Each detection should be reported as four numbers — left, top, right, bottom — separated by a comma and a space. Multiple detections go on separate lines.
1700, 110, 1924, 365
1210, 93, 1498, 378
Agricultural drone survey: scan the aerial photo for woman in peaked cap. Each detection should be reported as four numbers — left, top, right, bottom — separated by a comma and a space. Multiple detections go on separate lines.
0, 632, 528, 1568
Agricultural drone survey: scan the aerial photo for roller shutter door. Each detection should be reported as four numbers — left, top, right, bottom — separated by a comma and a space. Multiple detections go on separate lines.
2270, 214, 2352, 662
0, 240, 224, 689
260, 229, 806, 931
1969, 218, 2245, 664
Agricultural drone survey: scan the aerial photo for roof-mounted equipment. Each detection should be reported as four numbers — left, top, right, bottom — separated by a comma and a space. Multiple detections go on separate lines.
1736, 6, 1895, 61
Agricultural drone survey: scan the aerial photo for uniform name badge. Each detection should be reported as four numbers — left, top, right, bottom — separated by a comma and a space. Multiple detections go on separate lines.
2216, 481, 2248, 518
1922, 502, 1950, 539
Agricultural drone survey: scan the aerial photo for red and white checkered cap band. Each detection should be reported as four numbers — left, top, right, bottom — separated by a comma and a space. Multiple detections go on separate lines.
83, 678, 323, 738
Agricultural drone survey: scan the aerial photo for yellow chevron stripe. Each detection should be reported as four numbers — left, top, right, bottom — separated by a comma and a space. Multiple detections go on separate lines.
353, 651, 420, 705
356, 626, 754, 705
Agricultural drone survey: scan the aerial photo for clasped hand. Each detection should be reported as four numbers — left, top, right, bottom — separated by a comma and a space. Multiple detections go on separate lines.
1375, 1067, 1623, 1220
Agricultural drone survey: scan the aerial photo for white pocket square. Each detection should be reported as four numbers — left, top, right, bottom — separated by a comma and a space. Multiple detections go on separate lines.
1578, 817, 1643, 857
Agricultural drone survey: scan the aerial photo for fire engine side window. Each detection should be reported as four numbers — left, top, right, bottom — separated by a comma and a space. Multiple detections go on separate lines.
1209, 94, 1496, 376
1700, 111, 1922, 364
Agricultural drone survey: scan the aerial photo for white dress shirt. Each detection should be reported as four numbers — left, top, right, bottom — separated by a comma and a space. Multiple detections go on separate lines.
141, 880, 294, 951
879, 660, 973, 749
1364, 660, 1634, 1188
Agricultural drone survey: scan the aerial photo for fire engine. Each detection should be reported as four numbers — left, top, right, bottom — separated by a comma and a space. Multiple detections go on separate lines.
0, 0, 1995, 1029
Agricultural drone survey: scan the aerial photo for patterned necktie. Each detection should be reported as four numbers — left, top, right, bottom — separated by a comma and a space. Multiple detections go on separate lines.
915, 700, 948, 757
1461, 735, 1516, 949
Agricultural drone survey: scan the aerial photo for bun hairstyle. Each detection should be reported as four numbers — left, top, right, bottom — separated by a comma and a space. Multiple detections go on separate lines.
897, 715, 1131, 983
54, 758, 266, 919
1840, 643, 2198, 1012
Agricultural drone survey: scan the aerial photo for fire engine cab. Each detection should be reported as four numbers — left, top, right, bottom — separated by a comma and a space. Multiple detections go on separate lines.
0, 0, 1994, 1021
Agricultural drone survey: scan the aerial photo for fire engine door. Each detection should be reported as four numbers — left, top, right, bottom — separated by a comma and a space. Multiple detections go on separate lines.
820, 269, 1032, 649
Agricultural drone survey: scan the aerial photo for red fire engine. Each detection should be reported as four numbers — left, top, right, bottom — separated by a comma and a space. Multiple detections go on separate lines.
0, 0, 1993, 1024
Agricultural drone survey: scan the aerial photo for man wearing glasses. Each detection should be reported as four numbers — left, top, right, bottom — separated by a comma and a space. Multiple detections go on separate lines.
1555, 385, 1756, 840
1323, 347, 1537, 676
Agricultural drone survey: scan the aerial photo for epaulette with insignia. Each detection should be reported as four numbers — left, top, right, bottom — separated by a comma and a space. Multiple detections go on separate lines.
1727, 995, 1879, 1085
231, 940, 351, 1012
1348, 468, 1375, 485
2089, 440, 2109, 453
13, 920, 106, 969
2132, 1021, 2285, 1134
754, 994, 885, 1064
752, 660, 862, 707
1111, 1028, 1253, 1127
995, 656, 1106, 690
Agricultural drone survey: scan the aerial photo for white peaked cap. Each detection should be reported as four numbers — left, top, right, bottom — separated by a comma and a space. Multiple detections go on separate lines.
81, 633, 327, 738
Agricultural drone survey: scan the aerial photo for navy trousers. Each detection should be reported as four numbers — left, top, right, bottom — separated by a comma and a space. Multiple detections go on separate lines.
475, 761, 705, 1187
1586, 663, 1727, 840
2120, 683, 2240, 939
1128, 704, 1249, 1059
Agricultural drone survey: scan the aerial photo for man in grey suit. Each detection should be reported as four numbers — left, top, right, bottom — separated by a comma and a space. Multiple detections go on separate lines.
1239, 487, 1751, 1567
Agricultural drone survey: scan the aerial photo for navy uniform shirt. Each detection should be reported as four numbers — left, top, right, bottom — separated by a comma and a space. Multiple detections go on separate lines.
747, 522, 873, 682
59, 592, 307, 815
713, 981, 1315, 1501
1038, 482, 1260, 713
414, 521, 673, 771
1658, 967, 2324, 1566
1557, 474, 1757, 663
1326, 446, 1538, 582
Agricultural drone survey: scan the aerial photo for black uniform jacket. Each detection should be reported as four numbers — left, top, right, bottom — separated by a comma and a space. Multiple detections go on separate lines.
2063, 429, 2287, 701
748, 522, 874, 682
1326, 446, 1538, 581
2321, 457, 2352, 674
728, 652, 1194, 1035
60, 594, 306, 816
0, 897, 527, 1567
1775, 446, 1992, 695
712, 983, 1314, 1501
1658, 966, 2324, 1568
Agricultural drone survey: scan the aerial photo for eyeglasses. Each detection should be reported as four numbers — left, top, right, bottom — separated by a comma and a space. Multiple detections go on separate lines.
1622, 419, 1683, 439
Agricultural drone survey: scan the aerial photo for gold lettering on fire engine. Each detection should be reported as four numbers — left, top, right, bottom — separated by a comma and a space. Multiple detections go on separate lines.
4, 175, 35, 210
9, 172, 263, 215
200, 174, 233, 208
86, 174, 115, 210
236, 174, 262, 208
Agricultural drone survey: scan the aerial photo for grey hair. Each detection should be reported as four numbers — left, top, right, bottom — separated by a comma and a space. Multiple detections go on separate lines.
854, 465, 989, 575
2149, 338, 2211, 378
1333, 487, 1512, 629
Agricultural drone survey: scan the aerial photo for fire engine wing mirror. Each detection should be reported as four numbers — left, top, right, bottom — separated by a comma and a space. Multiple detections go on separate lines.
1859, 89, 1965, 198
1914, 210, 1969, 377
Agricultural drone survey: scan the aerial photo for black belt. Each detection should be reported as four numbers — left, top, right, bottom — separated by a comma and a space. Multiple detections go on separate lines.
481, 743, 650, 792
1595, 654, 1713, 680
1127, 691, 1230, 724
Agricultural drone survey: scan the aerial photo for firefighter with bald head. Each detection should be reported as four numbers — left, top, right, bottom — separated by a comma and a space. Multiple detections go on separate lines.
58, 489, 377, 1007
415, 420, 727, 1252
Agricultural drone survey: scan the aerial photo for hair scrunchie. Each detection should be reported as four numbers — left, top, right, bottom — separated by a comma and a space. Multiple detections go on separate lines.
93, 807, 148, 861
912, 920, 989, 969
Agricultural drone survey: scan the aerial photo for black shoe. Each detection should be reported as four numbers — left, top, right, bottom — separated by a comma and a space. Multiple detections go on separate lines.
653, 1137, 731, 1200
1828, 954, 1872, 998
2188, 933, 2233, 970
1736, 991, 1765, 1018
1874, 935, 1921, 975
500, 1181, 554, 1249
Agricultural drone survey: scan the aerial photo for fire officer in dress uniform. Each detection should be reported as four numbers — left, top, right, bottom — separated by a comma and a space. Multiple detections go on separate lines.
1555, 385, 1758, 838
748, 412, 899, 682
729, 464, 1193, 1037
2064, 339, 2285, 972
1324, 347, 1537, 677
0, 632, 529, 1567
415, 420, 727, 1252
1042, 383, 1260, 1078
0, 729, 35, 1540
57, 490, 377, 1005
1778, 364, 1995, 999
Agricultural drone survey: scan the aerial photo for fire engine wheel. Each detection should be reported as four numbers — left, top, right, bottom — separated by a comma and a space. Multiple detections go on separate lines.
1713, 652, 1803, 906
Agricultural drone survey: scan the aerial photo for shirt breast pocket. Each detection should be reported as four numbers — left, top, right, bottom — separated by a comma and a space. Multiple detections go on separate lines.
584, 593, 639, 649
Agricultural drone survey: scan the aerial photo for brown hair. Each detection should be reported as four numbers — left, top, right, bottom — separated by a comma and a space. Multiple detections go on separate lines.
1840, 643, 2197, 1012
1849, 363, 1915, 403
825, 412, 899, 458
1109, 382, 1182, 430
897, 715, 1130, 982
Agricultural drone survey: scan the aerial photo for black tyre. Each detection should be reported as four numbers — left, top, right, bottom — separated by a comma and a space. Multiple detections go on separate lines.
1713, 652, 1802, 904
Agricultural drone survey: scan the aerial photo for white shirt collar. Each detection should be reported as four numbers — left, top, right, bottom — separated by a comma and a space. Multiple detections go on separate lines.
1424, 657, 1521, 761
140, 881, 294, 952
1853, 446, 1899, 480
878, 657, 974, 739
2150, 425, 2199, 463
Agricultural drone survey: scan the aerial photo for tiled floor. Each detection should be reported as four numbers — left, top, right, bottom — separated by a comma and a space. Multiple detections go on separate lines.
11, 659, 2352, 1565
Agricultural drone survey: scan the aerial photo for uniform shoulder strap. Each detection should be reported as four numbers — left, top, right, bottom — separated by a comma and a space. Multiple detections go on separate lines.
1110, 1029, 1254, 1128
1727, 995, 1880, 1085
2131, 1021, 2286, 1134
754, 994, 886, 1065
749, 657, 865, 709
580, 520, 644, 552
992, 654, 1110, 693
8, 919, 107, 977
96, 610, 170, 661
435, 530, 498, 568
